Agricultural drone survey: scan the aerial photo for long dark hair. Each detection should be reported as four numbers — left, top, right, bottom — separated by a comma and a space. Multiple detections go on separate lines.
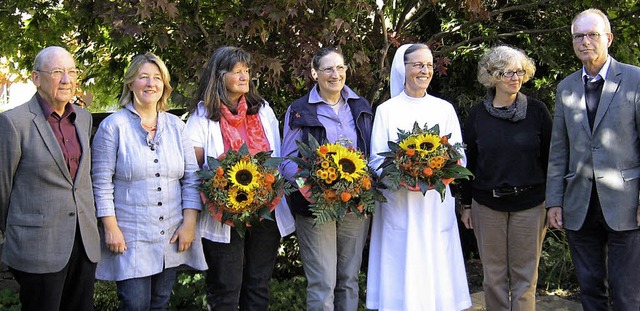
190, 46, 264, 121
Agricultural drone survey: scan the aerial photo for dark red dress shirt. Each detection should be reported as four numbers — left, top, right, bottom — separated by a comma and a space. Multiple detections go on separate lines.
37, 94, 82, 181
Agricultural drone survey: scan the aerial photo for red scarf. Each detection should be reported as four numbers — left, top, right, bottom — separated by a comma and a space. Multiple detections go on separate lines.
219, 95, 270, 154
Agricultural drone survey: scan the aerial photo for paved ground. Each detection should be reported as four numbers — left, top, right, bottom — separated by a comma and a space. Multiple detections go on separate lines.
466, 291, 583, 311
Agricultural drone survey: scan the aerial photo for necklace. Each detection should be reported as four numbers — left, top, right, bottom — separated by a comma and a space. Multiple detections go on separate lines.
141, 120, 157, 132
327, 96, 343, 107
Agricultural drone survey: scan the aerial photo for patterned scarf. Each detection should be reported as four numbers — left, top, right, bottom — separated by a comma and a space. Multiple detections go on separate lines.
219, 95, 270, 154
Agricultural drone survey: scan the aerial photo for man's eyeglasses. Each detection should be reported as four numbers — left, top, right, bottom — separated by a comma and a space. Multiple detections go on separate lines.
499, 70, 526, 79
572, 32, 602, 43
405, 62, 434, 70
318, 65, 348, 75
36, 68, 81, 79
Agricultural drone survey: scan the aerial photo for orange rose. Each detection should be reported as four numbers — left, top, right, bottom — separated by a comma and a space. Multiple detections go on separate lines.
406, 148, 416, 157
362, 178, 372, 190
356, 204, 364, 212
441, 136, 449, 144
216, 167, 224, 176
319, 145, 329, 155
325, 190, 337, 200
264, 173, 275, 185
341, 192, 352, 202
423, 167, 433, 176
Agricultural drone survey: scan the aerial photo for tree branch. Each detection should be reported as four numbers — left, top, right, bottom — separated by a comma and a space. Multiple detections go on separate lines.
433, 26, 569, 56
194, 0, 208, 38
429, 0, 556, 43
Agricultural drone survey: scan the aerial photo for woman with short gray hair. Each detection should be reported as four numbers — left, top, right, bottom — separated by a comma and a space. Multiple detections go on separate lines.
461, 45, 552, 311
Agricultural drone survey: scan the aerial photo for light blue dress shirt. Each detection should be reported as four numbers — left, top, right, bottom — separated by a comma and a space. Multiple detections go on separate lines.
92, 103, 207, 281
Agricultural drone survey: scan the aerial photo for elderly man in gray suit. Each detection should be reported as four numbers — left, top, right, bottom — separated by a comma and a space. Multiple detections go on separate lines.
0, 46, 100, 310
547, 8, 640, 311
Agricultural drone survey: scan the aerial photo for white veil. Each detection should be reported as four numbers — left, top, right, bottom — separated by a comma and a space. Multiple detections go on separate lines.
389, 44, 412, 98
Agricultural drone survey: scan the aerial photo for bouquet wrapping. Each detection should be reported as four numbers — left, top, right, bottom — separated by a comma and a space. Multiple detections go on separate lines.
289, 134, 386, 226
377, 122, 473, 201
197, 144, 293, 237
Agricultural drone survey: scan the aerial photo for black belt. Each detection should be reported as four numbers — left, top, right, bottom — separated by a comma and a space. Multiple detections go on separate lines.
492, 186, 535, 198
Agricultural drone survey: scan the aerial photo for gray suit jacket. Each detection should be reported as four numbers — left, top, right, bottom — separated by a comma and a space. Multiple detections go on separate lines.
547, 58, 640, 231
0, 95, 100, 273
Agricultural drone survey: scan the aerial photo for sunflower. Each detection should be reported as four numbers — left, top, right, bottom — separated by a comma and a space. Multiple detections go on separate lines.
414, 133, 441, 155
332, 148, 367, 182
228, 160, 261, 191
227, 186, 255, 212
398, 136, 417, 151
320, 144, 343, 158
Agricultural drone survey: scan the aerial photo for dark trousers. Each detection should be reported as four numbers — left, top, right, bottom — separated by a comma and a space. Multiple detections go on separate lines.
10, 230, 97, 311
566, 187, 640, 311
202, 219, 281, 311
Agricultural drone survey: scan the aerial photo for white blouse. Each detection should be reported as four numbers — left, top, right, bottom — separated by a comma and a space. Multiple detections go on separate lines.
184, 101, 295, 243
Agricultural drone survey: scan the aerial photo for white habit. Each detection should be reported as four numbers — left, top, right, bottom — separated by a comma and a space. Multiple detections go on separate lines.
366, 91, 472, 311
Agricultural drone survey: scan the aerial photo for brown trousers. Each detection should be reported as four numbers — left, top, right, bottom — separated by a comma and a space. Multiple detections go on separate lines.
471, 200, 547, 311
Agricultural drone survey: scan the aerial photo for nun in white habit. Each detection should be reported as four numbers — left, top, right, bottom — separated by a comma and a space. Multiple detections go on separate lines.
366, 43, 472, 311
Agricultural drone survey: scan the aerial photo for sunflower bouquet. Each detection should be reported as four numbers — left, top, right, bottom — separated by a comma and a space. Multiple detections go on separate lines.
289, 134, 386, 226
377, 122, 473, 201
197, 144, 293, 237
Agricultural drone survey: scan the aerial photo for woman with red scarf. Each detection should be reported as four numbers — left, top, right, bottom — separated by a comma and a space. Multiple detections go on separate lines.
185, 46, 295, 311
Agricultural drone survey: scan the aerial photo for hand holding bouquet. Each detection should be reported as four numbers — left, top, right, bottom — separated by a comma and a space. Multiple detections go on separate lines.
377, 122, 473, 201
289, 135, 386, 226
197, 144, 293, 237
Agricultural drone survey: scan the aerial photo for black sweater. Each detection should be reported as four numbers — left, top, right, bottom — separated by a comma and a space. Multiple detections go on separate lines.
461, 94, 552, 212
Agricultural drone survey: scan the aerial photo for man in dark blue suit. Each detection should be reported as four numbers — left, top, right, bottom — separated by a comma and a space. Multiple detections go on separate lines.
547, 8, 640, 311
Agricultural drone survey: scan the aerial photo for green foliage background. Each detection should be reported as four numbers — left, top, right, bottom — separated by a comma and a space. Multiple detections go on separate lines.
2, 0, 639, 117
0, 0, 633, 308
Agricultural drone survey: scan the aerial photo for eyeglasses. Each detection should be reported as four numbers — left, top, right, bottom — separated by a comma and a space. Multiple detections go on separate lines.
572, 32, 602, 43
499, 70, 526, 79
405, 62, 434, 70
36, 68, 81, 79
318, 65, 348, 75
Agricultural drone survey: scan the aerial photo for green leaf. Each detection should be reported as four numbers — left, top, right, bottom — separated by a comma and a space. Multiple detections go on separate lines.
259, 206, 274, 221
292, 169, 310, 179
429, 123, 440, 134
377, 151, 396, 158
206, 156, 221, 171
412, 122, 422, 133
378, 157, 396, 170
379, 165, 397, 182
263, 156, 284, 169
238, 143, 250, 156
419, 179, 430, 195
221, 211, 233, 224
197, 169, 214, 180
289, 156, 311, 170
434, 180, 446, 202
295, 139, 314, 159
234, 222, 247, 238
387, 141, 400, 152
306, 133, 321, 150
